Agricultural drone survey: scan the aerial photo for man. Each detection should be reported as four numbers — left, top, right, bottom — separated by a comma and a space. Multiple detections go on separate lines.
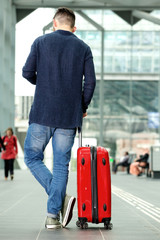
113, 151, 129, 174
22, 7, 96, 229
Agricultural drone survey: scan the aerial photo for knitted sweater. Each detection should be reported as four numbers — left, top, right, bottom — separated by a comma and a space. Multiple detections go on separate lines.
22, 30, 96, 128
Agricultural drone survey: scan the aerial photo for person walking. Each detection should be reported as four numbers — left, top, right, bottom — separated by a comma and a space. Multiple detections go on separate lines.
22, 7, 96, 229
1, 128, 18, 180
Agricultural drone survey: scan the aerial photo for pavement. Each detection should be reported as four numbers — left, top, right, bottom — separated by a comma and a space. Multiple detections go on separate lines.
0, 169, 160, 240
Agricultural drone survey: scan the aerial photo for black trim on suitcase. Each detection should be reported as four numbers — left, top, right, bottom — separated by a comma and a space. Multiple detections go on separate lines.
78, 217, 88, 223
102, 217, 111, 223
91, 146, 99, 223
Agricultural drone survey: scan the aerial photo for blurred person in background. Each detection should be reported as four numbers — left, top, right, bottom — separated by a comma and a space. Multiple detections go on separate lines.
1, 128, 18, 180
130, 150, 149, 177
113, 151, 130, 174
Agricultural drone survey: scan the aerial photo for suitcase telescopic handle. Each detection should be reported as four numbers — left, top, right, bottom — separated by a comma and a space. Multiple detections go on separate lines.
78, 130, 82, 148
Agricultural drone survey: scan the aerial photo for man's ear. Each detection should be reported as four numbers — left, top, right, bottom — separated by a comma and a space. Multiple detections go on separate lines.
53, 19, 57, 28
72, 26, 77, 33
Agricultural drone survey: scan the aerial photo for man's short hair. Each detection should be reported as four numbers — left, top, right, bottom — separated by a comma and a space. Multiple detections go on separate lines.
53, 7, 75, 28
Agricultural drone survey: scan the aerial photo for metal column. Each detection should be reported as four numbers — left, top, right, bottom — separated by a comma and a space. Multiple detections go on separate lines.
129, 14, 133, 151
100, 30, 104, 146
132, 10, 160, 25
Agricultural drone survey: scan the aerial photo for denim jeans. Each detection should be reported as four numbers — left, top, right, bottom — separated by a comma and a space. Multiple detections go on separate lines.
24, 123, 76, 218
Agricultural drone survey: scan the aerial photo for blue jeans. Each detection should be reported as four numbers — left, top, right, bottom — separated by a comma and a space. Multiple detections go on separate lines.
24, 123, 76, 218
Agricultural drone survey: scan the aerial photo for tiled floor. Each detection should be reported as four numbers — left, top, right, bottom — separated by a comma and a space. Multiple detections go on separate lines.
0, 170, 160, 240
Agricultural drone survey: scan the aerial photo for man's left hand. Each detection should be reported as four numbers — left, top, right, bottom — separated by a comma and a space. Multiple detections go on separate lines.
83, 112, 87, 118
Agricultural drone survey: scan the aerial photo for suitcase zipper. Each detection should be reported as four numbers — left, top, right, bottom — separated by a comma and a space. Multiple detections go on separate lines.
91, 146, 98, 223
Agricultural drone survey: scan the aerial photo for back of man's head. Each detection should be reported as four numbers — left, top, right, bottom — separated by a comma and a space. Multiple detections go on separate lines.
53, 7, 75, 28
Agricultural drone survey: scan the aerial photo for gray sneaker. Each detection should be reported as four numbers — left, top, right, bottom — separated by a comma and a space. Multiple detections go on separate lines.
61, 195, 76, 227
45, 217, 62, 229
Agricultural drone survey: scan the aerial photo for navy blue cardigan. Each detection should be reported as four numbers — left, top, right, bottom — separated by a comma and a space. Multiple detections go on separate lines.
22, 30, 96, 128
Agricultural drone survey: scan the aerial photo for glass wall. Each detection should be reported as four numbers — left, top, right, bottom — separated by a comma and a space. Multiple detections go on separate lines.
76, 10, 160, 159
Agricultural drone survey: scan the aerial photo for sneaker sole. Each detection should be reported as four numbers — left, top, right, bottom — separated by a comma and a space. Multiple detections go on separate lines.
62, 197, 76, 227
45, 224, 62, 229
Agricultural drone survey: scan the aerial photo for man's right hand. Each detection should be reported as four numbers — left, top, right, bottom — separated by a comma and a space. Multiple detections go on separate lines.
83, 112, 87, 118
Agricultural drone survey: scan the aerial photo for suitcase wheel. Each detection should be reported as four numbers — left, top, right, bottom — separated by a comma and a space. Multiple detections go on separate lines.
104, 222, 113, 230
76, 220, 88, 229
81, 222, 88, 229
76, 220, 81, 228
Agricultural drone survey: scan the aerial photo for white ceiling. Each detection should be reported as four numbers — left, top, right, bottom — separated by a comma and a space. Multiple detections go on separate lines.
12, 0, 160, 10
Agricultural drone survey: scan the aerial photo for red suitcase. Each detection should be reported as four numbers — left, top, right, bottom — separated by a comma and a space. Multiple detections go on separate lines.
76, 132, 113, 229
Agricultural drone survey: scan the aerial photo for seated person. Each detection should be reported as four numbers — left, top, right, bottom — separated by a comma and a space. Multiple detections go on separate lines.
130, 150, 149, 177
113, 152, 129, 174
